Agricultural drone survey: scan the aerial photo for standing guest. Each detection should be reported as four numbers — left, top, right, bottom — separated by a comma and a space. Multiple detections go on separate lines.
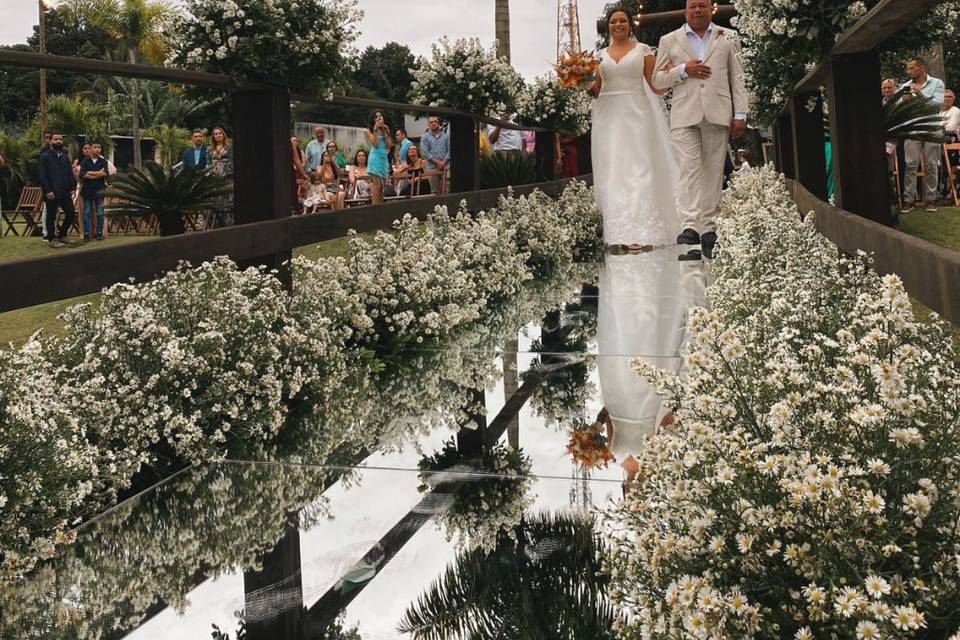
74, 143, 92, 184
420, 115, 449, 195
209, 126, 233, 178
486, 112, 523, 153
881, 78, 898, 104
38, 133, 77, 248
290, 135, 307, 212
39, 131, 52, 156
305, 126, 329, 173
182, 129, 209, 169
901, 57, 945, 212
38, 132, 52, 238
348, 149, 372, 200
326, 140, 347, 169
942, 89, 960, 142
365, 110, 393, 205
79, 141, 108, 240
522, 130, 536, 154
395, 128, 413, 165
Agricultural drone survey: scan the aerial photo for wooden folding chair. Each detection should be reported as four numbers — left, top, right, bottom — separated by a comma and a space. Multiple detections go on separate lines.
2, 187, 44, 237
944, 143, 960, 207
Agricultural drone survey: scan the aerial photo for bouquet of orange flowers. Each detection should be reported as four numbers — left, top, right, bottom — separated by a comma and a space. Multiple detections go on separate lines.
566, 422, 614, 470
555, 51, 600, 91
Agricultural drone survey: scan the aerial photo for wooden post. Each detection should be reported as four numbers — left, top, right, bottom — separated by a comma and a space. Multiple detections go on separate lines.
535, 130, 557, 182
449, 115, 479, 193
38, 0, 47, 134
774, 113, 796, 179
232, 85, 293, 287
825, 53, 892, 225
790, 92, 828, 201
242, 511, 303, 639
456, 388, 488, 457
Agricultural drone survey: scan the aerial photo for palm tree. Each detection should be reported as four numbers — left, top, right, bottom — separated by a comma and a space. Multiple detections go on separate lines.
58, 0, 178, 168
398, 511, 618, 639
45, 94, 113, 156
144, 124, 190, 169
106, 163, 231, 236
883, 86, 947, 143
495, 0, 511, 62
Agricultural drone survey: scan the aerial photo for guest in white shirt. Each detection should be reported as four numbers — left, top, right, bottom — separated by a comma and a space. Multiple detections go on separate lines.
942, 89, 960, 141
486, 112, 524, 153
901, 57, 946, 212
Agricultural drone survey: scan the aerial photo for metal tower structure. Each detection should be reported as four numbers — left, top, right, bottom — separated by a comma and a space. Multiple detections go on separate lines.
557, 0, 582, 63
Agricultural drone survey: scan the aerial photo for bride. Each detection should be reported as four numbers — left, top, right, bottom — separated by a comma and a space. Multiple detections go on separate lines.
592, 7, 681, 250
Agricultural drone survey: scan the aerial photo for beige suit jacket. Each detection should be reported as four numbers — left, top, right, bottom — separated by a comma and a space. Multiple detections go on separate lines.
653, 26, 749, 131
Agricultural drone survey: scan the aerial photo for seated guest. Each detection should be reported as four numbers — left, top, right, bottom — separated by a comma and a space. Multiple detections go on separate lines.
485, 112, 523, 153
734, 149, 752, 174
398, 145, 432, 197
395, 128, 413, 165
348, 149, 372, 200
182, 129, 209, 169
881, 78, 898, 104
326, 140, 347, 169
311, 151, 345, 210
943, 89, 960, 142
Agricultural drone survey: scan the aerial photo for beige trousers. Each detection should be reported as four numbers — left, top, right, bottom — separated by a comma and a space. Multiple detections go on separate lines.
903, 139, 941, 204
672, 121, 730, 234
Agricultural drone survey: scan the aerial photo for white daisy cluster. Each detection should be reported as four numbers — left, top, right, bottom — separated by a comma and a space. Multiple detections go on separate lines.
732, 0, 960, 127
409, 37, 525, 117
603, 165, 960, 639
170, 0, 362, 95
0, 181, 602, 588
516, 75, 593, 137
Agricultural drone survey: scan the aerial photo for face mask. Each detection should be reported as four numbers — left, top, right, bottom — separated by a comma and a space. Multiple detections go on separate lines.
52, 143, 64, 151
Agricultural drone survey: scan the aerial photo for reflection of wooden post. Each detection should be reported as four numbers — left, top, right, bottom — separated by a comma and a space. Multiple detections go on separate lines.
503, 340, 520, 449
243, 511, 303, 640
456, 388, 487, 457
791, 92, 828, 201
232, 85, 293, 288
825, 53, 892, 225
38, 0, 47, 134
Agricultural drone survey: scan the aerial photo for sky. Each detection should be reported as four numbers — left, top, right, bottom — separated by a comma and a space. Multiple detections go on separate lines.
0, 0, 614, 80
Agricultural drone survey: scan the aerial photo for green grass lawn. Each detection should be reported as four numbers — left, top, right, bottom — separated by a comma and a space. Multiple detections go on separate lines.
897, 206, 960, 252
0, 231, 380, 348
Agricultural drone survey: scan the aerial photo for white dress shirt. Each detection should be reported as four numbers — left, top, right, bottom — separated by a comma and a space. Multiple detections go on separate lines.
677, 23, 747, 122
942, 105, 960, 137
485, 123, 523, 152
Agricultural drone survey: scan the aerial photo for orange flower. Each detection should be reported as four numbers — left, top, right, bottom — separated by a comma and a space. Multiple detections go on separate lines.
567, 423, 614, 470
556, 51, 600, 91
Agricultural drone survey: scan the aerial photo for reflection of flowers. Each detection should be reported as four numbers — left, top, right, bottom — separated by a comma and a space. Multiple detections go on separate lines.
418, 440, 534, 554
566, 422, 614, 470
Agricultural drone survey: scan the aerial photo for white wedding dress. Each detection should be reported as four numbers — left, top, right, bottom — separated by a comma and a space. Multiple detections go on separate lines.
592, 42, 681, 246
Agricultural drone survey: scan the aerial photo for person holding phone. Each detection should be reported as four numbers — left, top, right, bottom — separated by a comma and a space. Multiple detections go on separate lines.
365, 110, 393, 205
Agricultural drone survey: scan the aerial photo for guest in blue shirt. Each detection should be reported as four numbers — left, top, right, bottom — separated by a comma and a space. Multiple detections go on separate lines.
79, 142, 109, 240
419, 115, 450, 195
182, 129, 209, 170
395, 127, 413, 165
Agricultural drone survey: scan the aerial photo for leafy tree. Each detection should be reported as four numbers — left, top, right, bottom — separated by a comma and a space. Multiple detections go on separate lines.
58, 0, 179, 168
45, 94, 113, 156
294, 85, 383, 129
144, 124, 190, 168
354, 43, 416, 126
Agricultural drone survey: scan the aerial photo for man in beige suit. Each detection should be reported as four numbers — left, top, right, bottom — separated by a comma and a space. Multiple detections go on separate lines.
654, 0, 749, 258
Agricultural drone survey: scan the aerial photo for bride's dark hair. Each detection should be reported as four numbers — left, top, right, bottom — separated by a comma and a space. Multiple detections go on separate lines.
605, 6, 637, 39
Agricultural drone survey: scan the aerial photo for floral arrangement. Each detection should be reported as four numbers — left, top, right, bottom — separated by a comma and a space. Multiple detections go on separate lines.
170, 0, 362, 94
567, 422, 614, 470
408, 37, 525, 116
0, 180, 602, 590
516, 75, 593, 137
602, 166, 960, 639
418, 440, 535, 554
556, 51, 600, 90
734, 0, 960, 127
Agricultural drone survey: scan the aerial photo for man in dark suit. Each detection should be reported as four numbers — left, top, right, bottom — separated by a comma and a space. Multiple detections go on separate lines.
38, 132, 77, 248
182, 129, 208, 170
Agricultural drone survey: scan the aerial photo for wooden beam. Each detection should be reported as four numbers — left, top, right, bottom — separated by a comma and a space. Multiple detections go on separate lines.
790, 92, 828, 201
449, 115, 479, 193
535, 131, 557, 182
774, 113, 796, 179
794, 63, 829, 94
824, 53, 892, 225
0, 177, 591, 313
831, 0, 944, 56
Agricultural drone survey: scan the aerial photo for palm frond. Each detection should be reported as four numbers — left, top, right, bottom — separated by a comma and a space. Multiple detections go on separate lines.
479, 152, 537, 190
883, 86, 947, 144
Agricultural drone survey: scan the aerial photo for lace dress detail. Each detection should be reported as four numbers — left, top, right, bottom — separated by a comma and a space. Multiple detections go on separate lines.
592, 43, 681, 246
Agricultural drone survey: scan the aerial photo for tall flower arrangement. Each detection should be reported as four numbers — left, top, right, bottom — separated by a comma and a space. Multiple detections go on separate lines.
602, 166, 960, 640
409, 37, 524, 116
516, 75, 593, 137
170, 0, 362, 94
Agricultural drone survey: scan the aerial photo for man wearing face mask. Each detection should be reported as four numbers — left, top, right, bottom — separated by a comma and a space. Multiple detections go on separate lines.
38, 133, 77, 248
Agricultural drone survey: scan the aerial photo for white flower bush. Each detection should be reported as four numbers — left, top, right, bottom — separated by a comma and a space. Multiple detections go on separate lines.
603, 166, 960, 639
171, 0, 362, 94
733, 0, 960, 127
0, 180, 602, 589
409, 37, 524, 116
516, 75, 593, 137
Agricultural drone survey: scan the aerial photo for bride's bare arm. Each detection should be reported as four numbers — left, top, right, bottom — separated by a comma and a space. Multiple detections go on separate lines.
644, 55, 669, 96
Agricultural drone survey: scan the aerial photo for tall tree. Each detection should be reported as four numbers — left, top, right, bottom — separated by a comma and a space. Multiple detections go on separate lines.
495, 0, 511, 61
58, 0, 177, 168
353, 42, 416, 127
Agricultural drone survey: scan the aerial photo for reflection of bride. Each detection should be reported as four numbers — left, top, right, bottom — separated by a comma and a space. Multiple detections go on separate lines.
596, 250, 707, 480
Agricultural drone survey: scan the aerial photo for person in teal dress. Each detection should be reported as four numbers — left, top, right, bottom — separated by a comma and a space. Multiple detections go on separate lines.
365, 111, 393, 204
